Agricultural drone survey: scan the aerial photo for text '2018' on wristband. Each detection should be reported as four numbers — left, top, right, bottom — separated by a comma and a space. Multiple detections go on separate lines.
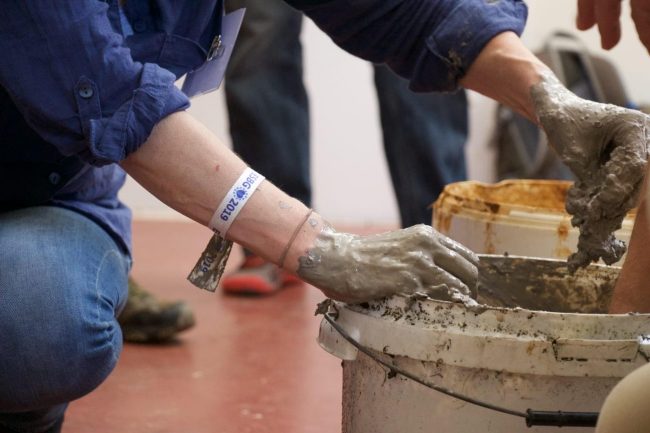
208, 168, 265, 236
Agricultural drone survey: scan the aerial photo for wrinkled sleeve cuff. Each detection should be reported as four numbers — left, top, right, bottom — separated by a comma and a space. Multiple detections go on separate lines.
410, 0, 528, 92
84, 63, 190, 165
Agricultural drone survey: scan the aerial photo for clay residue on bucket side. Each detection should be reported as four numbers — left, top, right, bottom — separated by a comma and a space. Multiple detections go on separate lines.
434, 179, 637, 221
484, 222, 496, 254
476, 255, 619, 313
554, 218, 573, 258
434, 180, 571, 217
432, 180, 637, 264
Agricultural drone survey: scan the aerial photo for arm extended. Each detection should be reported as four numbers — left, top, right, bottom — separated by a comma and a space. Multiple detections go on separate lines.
121, 111, 479, 304
122, 18, 649, 306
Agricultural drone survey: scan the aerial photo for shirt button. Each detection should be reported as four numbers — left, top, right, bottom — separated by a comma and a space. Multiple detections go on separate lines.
78, 84, 94, 99
49, 172, 61, 185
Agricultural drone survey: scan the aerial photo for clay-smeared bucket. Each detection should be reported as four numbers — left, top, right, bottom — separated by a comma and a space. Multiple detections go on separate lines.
432, 179, 635, 262
318, 255, 650, 433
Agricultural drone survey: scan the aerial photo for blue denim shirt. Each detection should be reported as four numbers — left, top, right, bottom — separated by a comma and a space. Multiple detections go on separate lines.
0, 0, 526, 254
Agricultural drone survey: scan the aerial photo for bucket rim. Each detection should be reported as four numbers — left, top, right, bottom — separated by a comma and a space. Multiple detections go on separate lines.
434, 179, 637, 218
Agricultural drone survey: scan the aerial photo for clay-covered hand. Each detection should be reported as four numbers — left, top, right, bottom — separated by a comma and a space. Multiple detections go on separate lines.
531, 72, 650, 271
577, 0, 650, 53
295, 224, 479, 304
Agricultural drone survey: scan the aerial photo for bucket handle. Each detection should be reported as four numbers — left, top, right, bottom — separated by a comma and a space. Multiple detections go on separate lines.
321, 311, 601, 428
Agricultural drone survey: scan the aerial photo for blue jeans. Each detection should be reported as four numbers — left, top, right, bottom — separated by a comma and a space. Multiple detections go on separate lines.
0, 206, 129, 432
225, 0, 467, 227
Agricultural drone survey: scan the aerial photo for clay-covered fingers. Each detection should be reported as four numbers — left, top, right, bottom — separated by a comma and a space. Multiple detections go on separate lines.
429, 231, 479, 295
431, 248, 478, 298
402, 225, 479, 297
424, 270, 472, 299
597, 140, 647, 213
631, 0, 650, 53
437, 234, 480, 267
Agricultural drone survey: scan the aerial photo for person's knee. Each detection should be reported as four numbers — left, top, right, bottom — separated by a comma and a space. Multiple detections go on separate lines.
596, 363, 650, 433
0, 243, 126, 412
0, 298, 123, 410
0, 311, 122, 410
0, 209, 127, 410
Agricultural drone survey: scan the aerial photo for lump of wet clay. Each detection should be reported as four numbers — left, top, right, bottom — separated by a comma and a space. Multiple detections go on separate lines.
531, 73, 650, 271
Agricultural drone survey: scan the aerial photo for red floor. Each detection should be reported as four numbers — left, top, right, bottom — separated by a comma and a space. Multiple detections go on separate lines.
64, 220, 367, 433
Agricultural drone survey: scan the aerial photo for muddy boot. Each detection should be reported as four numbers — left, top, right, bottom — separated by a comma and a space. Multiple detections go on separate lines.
118, 278, 196, 344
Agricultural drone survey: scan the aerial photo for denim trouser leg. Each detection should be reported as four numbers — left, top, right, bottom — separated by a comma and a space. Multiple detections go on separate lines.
374, 65, 469, 228
225, 0, 311, 206
0, 206, 129, 432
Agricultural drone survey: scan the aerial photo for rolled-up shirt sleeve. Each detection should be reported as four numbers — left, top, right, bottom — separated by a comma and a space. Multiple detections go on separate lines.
285, 0, 528, 92
0, 1, 189, 166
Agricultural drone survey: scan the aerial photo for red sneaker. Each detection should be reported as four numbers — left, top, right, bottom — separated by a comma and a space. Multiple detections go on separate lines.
222, 255, 283, 295
222, 254, 305, 295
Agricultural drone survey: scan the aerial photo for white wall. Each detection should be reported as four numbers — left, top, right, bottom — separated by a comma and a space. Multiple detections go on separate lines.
121, 0, 650, 224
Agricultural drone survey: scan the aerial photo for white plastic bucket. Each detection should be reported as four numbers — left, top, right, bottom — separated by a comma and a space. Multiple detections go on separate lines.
318, 255, 650, 433
432, 180, 635, 261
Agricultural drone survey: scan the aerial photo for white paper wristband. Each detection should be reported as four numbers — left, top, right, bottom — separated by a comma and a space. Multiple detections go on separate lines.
209, 168, 265, 236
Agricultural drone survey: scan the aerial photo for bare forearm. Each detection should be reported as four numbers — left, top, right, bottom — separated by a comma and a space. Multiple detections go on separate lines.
610, 171, 650, 313
117, 111, 480, 304
459, 31, 551, 123
120, 111, 322, 272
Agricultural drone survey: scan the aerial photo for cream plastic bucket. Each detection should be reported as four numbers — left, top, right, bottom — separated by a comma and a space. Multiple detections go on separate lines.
318, 256, 650, 433
432, 180, 635, 262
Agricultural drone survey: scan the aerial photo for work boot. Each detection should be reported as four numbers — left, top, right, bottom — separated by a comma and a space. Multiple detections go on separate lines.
118, 278, 196, 344
222, 253, 302, 295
